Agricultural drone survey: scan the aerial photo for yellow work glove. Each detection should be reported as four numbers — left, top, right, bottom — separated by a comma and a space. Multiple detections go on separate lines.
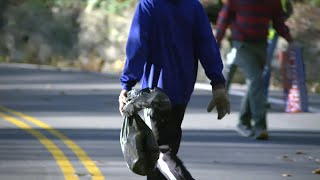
207, 87, 230, 120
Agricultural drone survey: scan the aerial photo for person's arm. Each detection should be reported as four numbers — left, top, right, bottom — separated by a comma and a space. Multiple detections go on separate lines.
119, 0, 153, 115
194, 1, 230, 120
120, 0, 154, 91
272, 0, 292, 43
194, 1, 225, 89
215, 0, 233, 45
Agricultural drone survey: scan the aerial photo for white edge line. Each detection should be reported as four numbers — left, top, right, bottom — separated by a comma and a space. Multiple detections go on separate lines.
3, 63, 319, 113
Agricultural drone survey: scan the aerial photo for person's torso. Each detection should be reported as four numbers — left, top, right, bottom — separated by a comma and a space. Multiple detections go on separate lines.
230, 0, 275, 42
141, 0, 200, 104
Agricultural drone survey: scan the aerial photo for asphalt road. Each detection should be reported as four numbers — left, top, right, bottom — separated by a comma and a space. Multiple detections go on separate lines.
0, 64, 319, 180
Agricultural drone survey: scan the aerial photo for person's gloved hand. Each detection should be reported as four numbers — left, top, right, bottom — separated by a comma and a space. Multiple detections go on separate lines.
118, 89, 128, 116
207, 87, 230, 120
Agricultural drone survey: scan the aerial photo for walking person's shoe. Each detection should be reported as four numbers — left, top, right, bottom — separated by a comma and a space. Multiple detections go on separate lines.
236, 124, 254, 137
254, 129, 269, 140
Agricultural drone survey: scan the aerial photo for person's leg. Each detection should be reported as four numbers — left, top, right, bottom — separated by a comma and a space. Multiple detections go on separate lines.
147, 167, 166, 180
233, 41, 268, 139
239, 92, 251, 127
263, 34, 279, 99
226, 64, 237, 91
247, 70, 268, 139
236, 91, 254, 137
145, 105, 194, 180
232, 41, 252, 136
225, 48, 238, 91
253, 42, 269, 134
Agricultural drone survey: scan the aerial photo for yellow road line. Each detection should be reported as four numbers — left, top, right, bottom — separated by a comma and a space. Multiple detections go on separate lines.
0, 112, 79, 180
0, 107, 105, 180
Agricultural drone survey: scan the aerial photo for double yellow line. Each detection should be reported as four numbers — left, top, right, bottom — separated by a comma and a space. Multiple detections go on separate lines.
0, 106, 105, 180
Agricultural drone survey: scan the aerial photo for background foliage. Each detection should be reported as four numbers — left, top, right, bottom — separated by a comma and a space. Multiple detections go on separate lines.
49, 0, 137, 15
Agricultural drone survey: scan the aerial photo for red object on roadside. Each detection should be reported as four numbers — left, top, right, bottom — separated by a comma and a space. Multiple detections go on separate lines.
279, 47, 308, 113
286, 85, 302, 112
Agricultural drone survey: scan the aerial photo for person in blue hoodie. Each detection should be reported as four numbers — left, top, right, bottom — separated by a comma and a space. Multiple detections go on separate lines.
118, 0, 230, 179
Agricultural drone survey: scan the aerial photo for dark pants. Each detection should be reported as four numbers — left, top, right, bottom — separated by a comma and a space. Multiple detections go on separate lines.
144, 105, 194, 180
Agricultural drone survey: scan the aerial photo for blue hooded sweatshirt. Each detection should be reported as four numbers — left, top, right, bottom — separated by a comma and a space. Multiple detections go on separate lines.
120, 0, 225, 105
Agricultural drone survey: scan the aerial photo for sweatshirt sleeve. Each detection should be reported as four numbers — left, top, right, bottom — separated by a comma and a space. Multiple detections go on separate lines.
194, 1, 225, 88
215, 2, 233, 44
120, 0, 154, 90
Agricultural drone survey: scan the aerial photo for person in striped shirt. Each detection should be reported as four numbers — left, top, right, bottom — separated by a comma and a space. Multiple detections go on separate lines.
215, 0, 293, 140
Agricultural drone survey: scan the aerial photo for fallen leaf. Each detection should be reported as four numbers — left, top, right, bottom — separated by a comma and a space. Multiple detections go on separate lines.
295, 151, 305, 155
280, 155, 295, 162
312, 168, 320, 174
94, 160, 104, 164
282, 173, 292, 177
308, 156, 315, 160
75, 172, 91, 177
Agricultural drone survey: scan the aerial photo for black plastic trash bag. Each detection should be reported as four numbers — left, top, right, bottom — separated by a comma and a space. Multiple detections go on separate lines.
120, 114, 159, 176
120, 88, 171, 176
122, 88, 171, 117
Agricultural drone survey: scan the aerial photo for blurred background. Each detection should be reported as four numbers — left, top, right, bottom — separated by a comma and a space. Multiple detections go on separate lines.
0, 0, 319, 93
